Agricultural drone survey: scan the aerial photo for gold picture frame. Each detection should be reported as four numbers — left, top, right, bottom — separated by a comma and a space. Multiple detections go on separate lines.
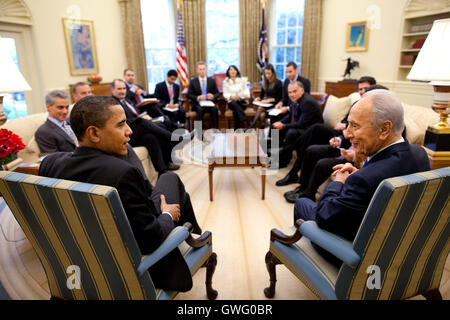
62, 18, 99, 75
346, 21, 369, 52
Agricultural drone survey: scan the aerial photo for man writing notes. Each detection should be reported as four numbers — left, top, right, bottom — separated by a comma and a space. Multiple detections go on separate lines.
187, 61, 220, 129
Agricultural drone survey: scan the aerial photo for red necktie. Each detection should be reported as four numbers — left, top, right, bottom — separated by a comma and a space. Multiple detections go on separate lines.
291, 103, 297, 123
135, 92, 143, 105
168, 85, 173, 104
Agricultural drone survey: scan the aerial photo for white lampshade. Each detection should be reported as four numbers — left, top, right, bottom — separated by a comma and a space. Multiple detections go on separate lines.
0, 37, 32, 95
407, 18, 450, 81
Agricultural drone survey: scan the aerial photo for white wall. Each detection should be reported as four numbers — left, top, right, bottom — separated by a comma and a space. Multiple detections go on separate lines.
318, 0, 434, 107
23, 0, 127, 103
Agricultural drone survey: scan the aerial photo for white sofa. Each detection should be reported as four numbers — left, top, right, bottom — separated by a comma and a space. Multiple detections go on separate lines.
1, 112, 158, 183
322, 93, 440, 146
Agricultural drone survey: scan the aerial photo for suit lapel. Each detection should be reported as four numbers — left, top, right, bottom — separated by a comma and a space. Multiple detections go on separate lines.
46, 119, 76, 146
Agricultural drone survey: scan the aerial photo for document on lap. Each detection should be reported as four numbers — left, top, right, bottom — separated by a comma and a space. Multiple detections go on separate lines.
253, 101, 273, 108
163, 106, 178, 112
200, 100, 215, 107
268, 108, 281, 116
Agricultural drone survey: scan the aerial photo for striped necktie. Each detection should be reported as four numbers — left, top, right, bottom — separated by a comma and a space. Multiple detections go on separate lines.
63, 122, 78, 146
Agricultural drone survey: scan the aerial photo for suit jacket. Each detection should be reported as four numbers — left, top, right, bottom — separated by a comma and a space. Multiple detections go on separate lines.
154, 81, 180, 106
315, 141, 430, 241
281, 75, 311, 106
125, 82, 151, 106
187, 77, 220, 107
39, 147, 192, 291
35, 118, 77, 153
281, 93, 323, 130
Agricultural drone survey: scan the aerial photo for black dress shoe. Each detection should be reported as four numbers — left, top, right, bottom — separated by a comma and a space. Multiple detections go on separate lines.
276, 174, 298, 186
167, 162, 180, 171
283, 185, 302, 197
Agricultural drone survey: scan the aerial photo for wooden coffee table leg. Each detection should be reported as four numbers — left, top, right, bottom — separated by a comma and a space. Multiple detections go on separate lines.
261, 165, 266, 200
209, 164, 214, 201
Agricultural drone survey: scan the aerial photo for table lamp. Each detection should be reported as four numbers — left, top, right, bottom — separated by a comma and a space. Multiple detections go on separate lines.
407, 18, 450, 168
0, 37, 32, 124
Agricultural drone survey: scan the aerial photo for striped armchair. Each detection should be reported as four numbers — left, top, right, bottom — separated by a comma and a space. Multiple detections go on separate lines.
0, 171, 218, 300
264, 167, 449, 300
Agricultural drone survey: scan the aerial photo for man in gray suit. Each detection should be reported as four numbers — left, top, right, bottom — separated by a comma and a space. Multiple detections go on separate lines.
35, 90, 78, 153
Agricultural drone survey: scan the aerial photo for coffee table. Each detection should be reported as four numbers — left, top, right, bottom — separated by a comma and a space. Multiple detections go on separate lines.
207, 132, 268, 201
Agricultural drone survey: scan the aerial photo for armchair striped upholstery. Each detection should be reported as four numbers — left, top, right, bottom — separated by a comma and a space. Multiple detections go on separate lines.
0, 171, 217, 300
264, 167, 449, 300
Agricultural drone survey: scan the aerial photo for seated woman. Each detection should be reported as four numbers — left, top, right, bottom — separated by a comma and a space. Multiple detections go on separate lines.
252, 64, 282, 128
222, 65, 251, 129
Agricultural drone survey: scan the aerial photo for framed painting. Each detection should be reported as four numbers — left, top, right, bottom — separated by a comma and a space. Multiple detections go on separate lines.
346, 21, 369, 52
62, 18, 99, 75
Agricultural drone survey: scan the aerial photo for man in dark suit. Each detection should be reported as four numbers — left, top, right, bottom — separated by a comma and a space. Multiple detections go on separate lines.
272, 81, 323, 167
111, 79, 180, 172
293, 89, 430, 265
35, 90, 78, 153
154, 69, 186, 126
187, 61, 220, 129
39, 95, 202, 292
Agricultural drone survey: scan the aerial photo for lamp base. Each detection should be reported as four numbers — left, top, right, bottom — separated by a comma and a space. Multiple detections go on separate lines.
424, 147, 450, 170
424, 129, 450, 151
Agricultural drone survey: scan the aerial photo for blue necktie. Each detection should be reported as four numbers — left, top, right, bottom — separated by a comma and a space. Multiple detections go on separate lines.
201, 78, 207, 96
362, 158, 369, 167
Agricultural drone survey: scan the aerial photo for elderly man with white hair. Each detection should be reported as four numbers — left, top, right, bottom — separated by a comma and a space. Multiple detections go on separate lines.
293, 89, 430, 264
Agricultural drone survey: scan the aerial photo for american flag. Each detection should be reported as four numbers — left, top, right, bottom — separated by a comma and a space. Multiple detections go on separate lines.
257, 7, 268, 72
176, 9, 189, 89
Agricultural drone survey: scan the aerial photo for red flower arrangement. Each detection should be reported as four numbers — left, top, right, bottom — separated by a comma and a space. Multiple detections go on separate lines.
0, 128, 25, 166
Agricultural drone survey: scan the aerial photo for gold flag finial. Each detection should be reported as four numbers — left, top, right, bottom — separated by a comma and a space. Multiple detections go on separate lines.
177, 0, 182, 9
261, 0, 267, 8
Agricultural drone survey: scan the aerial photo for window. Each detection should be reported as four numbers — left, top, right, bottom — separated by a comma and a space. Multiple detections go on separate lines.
206, 0, 239, 76
1, 37, 28, 120
270, 0, 305, 79
140, 0, 176, 92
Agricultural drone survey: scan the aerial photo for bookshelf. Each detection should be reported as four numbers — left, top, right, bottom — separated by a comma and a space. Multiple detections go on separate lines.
397, 9, 450, 81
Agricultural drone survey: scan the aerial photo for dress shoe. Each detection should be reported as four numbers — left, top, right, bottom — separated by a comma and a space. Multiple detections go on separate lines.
275, 174, 298, 186
167, 162, 180, 171
283, 186, 302, 198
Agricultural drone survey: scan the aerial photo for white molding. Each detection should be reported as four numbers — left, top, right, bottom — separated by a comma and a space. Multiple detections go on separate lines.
0, 0, 32, 26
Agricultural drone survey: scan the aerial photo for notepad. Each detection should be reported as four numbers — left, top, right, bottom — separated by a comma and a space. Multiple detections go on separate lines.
163, 106, 179, 112
142, 98, 158, 102
268, 108, 281, 116
253, 101, 273, 108
151, 116, 165, 123
200, 100, 215, 107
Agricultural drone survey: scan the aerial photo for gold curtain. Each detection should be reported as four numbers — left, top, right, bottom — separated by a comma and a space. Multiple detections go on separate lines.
180, 0, 206, 79
118, 0, 148, 90
239, 0, 263, 83
301, 0, 323, 91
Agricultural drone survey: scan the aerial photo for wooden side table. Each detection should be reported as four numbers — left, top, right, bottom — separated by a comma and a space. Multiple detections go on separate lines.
325, 80, 357, 98
14, 162, 40, 176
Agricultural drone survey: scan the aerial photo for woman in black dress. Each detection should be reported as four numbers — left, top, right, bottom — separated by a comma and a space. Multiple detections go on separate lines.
252, 64, 282, 128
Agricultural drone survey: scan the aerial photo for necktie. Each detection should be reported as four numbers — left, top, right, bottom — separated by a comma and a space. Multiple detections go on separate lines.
201, 78, 207, 97
135, 92, 143, 105
63, 122, 79, 146
123, 100, 139, 116
291, 102, 297, 123
362, 158, 369, 167
168, 85, 173, 104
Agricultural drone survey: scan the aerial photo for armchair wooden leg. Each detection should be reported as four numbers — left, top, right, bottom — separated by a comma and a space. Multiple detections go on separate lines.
264, 251, 281, 298
203, 252, 218, 300
422, 288, 442, 300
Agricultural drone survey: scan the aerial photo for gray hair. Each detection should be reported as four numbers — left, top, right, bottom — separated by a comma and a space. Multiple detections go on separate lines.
363, 89, 404, 135
45, 90, 69, 106
196, 61, 207, 68
288, 80, 304, 90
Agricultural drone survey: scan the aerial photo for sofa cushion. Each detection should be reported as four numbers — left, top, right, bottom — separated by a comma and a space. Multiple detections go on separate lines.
322, 95, 352, 128
402, 103, 439, 145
